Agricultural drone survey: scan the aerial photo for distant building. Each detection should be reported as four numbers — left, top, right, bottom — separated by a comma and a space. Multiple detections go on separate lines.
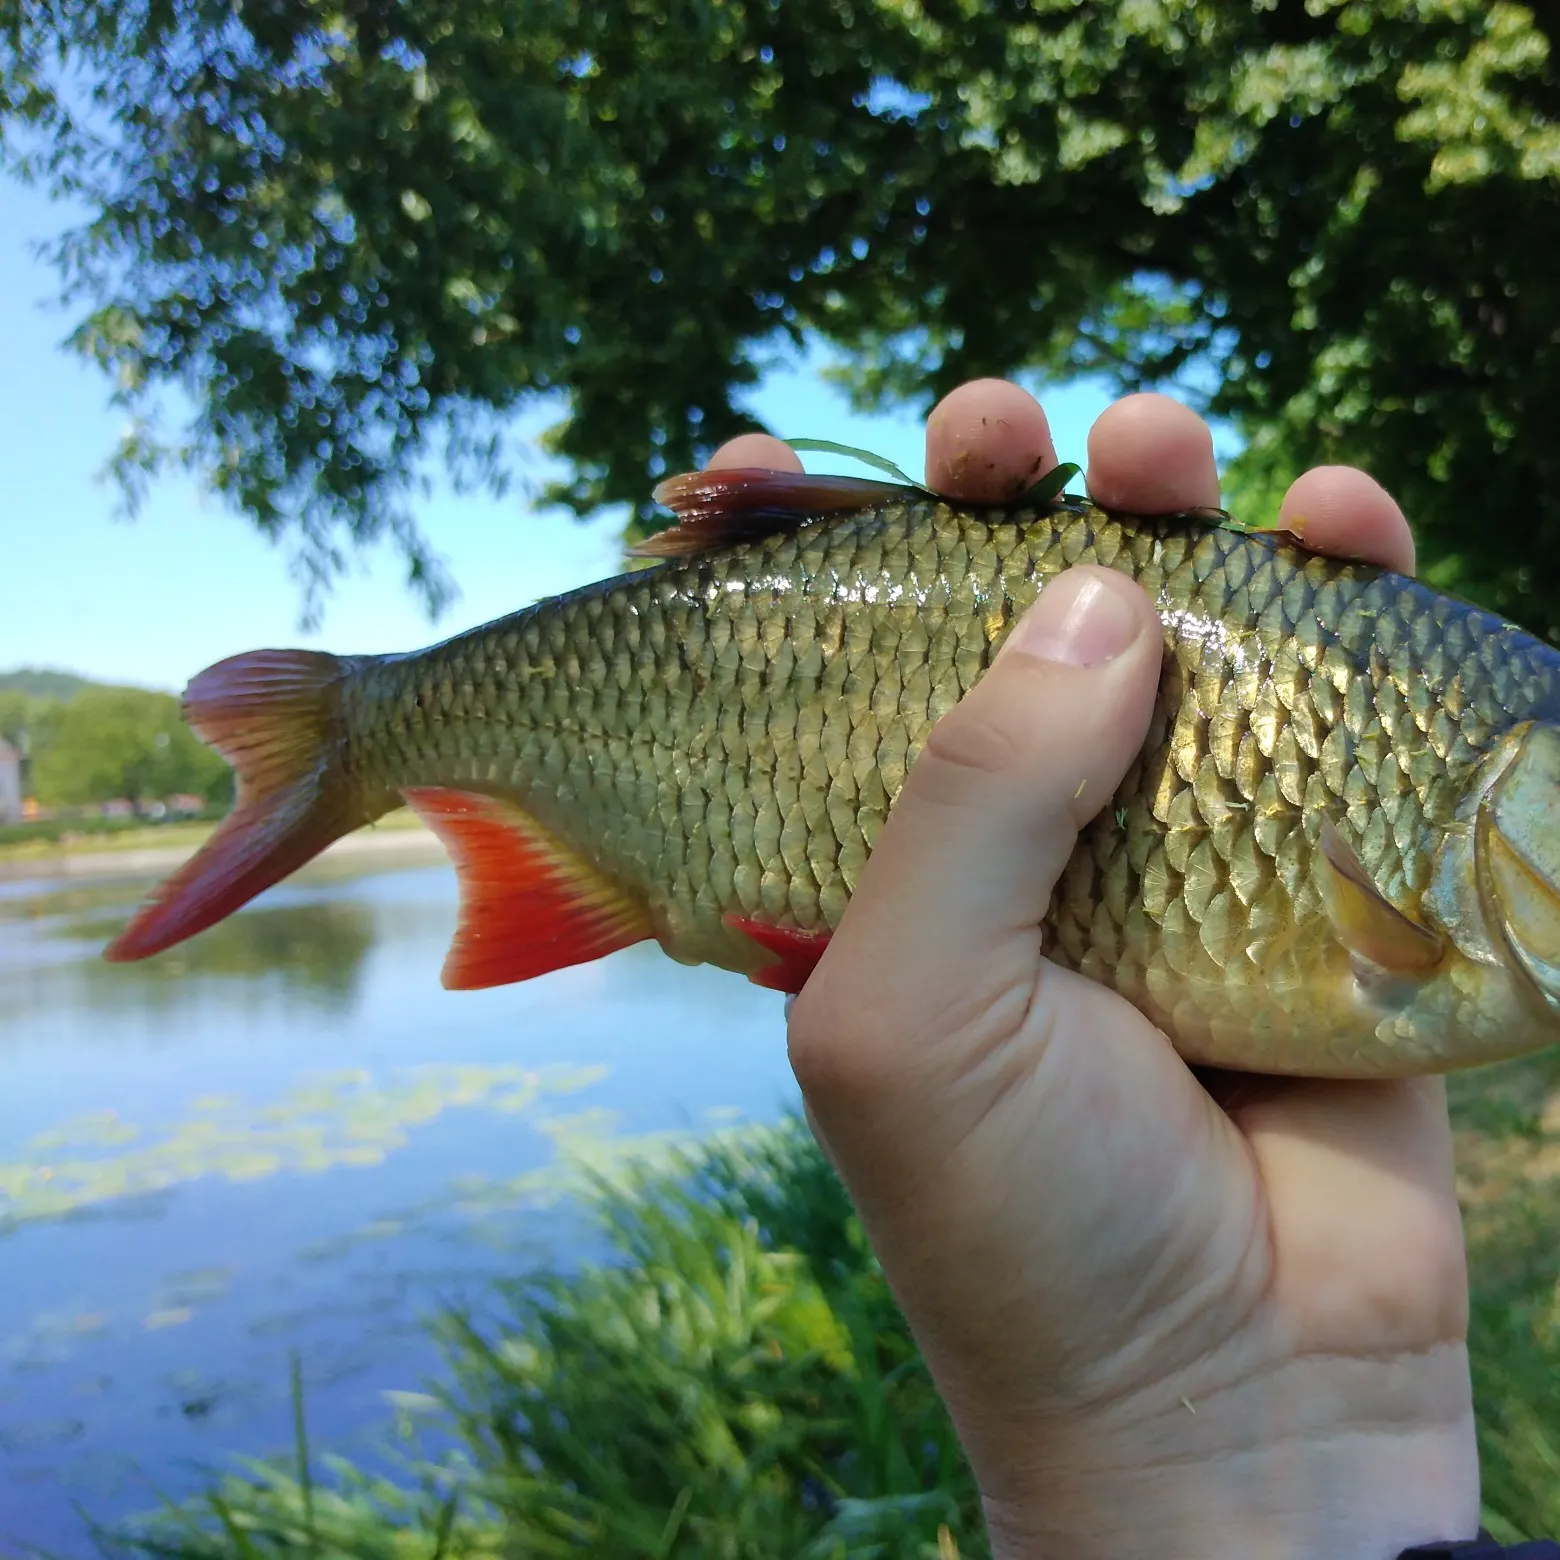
0, 738, 20, 824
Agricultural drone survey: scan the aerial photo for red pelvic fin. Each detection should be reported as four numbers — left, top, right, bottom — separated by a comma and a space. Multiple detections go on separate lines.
634, 469, 916, 558
105, 649, 363, 962
724, 914, 832, 994
401, 787, 654, 989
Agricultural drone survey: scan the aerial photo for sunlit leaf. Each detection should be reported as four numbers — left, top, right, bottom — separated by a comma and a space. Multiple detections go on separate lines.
782, 438, 926, 488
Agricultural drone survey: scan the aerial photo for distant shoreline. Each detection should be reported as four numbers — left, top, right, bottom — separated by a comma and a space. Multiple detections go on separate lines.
0, 821, 446, 882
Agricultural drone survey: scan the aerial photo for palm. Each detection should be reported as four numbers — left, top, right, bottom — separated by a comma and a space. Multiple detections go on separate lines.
853, 959, 1464, 1408
1233, 1075, 1467, 1360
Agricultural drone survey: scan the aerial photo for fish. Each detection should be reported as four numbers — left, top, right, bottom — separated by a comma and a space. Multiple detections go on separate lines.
103, 467, 1560, 1078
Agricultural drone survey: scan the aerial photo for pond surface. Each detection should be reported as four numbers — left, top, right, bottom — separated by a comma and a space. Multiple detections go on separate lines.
0, 841, 798, 1555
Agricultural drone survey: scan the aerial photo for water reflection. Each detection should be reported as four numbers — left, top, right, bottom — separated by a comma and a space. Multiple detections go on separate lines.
1, 864, 425, 1023
0, 854, 797, 1556
11, 903, 381, 1025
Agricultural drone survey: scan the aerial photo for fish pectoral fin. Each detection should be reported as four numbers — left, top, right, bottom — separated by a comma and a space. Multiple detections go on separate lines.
1483, 821, 1560, 970
634, 469, 917, 558
401, 787, 653, 989
1483, 722, 1560, 980
724, 915, 832, 994
1316, 815, 1444, 975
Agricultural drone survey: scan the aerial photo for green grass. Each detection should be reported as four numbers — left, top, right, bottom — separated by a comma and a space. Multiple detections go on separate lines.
1450, 1051, 1560, 1542
0, 817, 215, 861
100, 1121, 982, 1560
97, 1075, 1560, 1558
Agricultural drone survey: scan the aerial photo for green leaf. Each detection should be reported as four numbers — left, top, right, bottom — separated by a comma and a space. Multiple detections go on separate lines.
782, 438, 926, 489
1015, 462, 1082, 505
1209, 509, 1281, 535
290, 1351, 317, 1556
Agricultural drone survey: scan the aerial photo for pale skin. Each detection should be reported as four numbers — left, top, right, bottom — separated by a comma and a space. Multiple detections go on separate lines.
708, 384, 1477, 1560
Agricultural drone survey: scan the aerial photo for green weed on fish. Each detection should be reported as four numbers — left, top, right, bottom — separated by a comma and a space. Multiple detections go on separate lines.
783, 438, 1081, 508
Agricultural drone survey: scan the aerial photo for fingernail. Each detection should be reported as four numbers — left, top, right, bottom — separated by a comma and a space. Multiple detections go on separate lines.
1007, 570, 1142, 667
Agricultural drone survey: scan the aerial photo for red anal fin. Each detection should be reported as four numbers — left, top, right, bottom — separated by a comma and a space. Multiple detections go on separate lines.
402, 787, 653, 989
105, 649, 363, 962
724, 914, 832, 994
633, 469, 917, 558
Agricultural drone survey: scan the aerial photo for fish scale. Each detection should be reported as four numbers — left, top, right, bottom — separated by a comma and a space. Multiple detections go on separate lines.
107, 484, 1560, 1077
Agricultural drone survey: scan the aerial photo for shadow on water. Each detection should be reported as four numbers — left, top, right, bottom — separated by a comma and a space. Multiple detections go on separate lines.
0, 856, 797, 1556
8, 901, 379, 1021
0, 857, 435, 1023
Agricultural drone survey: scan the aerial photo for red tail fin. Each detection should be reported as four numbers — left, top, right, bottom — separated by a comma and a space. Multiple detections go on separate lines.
104, 650, 367, 962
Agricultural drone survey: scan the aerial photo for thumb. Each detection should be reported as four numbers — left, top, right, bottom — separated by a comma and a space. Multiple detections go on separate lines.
790, 564, 1165, 1106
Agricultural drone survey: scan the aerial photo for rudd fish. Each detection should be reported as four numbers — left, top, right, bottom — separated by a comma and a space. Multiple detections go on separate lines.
105, 468, 1560, 1077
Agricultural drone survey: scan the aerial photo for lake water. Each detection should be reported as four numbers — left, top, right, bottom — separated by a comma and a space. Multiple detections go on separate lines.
0, 842, 799, 1555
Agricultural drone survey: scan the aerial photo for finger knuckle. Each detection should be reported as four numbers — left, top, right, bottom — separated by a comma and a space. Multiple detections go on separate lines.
907, 697, 1029, 808
785, 982, 887, 1103
786, 958, 1036, 1112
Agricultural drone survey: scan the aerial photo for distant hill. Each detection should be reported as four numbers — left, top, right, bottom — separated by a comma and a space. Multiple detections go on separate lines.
0, 668, 98, 701
0, 669, 116, 700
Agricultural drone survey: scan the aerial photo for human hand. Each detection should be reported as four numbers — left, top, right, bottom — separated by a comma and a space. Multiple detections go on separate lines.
710, 384, 1477, 1560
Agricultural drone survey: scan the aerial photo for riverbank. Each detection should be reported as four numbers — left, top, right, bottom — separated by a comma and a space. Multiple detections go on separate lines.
104, 1088, 1560, 1556
0, 811, 441, 880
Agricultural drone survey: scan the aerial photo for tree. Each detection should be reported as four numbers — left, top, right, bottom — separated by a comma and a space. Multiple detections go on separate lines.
0, 690, 33, 752
0, 690, 64, 788
3, 1, 1558, 637
30, 686, 230, 806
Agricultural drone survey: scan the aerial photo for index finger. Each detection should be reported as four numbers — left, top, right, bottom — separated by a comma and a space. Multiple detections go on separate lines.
924, 380, 1057, 501
1276, 466, 1417, 576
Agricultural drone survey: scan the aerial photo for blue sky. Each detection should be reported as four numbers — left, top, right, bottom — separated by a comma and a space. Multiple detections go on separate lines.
0, 170, 1123, 692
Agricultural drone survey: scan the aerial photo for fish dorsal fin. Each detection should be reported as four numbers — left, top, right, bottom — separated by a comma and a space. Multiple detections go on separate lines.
633, 469, 918, 559
1316, 816, 1445, 975
400, 787, 654, 989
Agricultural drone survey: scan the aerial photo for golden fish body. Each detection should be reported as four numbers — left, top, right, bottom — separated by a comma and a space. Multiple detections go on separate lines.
107, 484, 1560, 1078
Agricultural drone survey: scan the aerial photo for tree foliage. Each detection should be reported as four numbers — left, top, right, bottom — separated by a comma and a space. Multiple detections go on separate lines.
3, 0, 1559, 636
29, 686, 230, 805
0, 689, 64, 775
0, 690, 40, 751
